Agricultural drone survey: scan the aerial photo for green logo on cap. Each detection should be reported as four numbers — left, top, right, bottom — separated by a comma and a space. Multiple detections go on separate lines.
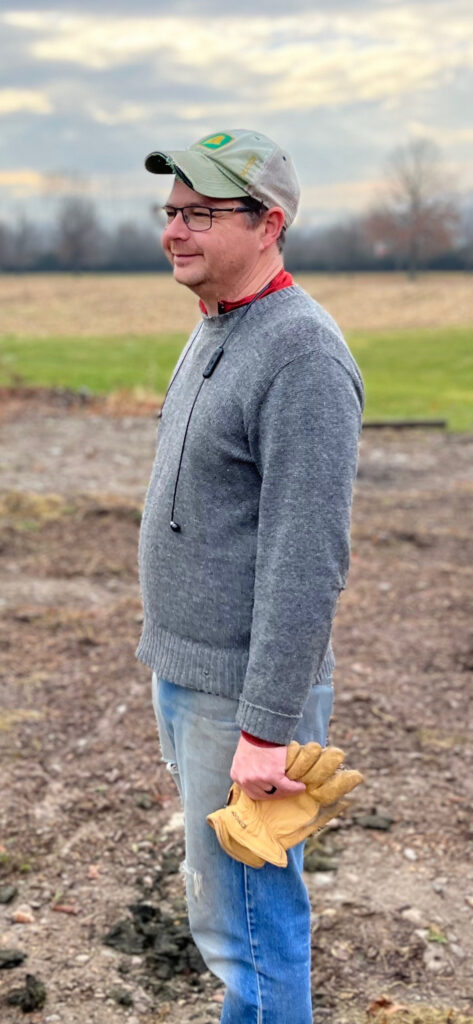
198, 133, 233, 150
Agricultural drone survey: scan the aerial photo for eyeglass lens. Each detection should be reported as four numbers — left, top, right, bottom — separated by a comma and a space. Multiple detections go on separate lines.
160, 206, 212, 231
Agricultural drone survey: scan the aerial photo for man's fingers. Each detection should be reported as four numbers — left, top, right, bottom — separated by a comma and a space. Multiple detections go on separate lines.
239, 777, 307, 801
278, 777, 307, 795
240, 784, 272, 800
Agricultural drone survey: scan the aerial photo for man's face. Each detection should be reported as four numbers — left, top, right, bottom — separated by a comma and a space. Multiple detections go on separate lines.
161, 178, 264, 299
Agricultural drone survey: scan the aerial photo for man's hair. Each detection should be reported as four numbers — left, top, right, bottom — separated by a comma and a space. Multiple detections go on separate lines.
235, 196, 286, 253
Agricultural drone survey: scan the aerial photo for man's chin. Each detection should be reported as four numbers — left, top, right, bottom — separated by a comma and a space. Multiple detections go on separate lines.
172, 263, 205, 288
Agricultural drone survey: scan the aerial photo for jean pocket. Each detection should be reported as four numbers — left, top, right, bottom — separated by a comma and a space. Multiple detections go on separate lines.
295, 681, 334, 747
151, 674, 177, 760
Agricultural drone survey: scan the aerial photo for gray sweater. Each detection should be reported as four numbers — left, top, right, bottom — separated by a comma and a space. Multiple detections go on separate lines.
136, 284, 364, 743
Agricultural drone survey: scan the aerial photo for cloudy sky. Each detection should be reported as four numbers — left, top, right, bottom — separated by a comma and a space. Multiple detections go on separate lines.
1, 0, 472, 229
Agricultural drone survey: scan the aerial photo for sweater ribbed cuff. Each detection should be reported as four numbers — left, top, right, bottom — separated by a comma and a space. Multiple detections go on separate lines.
236, 698, 302, 745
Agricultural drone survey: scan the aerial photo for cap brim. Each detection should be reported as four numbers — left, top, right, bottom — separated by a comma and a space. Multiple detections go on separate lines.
145, 151, 175, 174
144, 148, 248, 199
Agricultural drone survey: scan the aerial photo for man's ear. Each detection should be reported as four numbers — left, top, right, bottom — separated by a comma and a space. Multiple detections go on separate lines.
260, 207, 285, 251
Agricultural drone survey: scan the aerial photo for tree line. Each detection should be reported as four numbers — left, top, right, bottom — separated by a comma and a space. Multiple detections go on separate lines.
1, 139, 472, 278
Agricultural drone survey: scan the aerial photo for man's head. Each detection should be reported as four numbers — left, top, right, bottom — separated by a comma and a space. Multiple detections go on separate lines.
145, 129, 299, 308
145, 129, 300, 229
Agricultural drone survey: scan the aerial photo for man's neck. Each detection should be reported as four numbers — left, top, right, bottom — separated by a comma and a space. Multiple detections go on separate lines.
198, 255, 284, 317
199, 267, 293, 317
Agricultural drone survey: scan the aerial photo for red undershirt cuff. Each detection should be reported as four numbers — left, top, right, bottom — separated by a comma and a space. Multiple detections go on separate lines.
241, 730, 285, 747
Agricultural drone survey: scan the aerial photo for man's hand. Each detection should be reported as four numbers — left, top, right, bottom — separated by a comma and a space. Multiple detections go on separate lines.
230, 733, 307, 801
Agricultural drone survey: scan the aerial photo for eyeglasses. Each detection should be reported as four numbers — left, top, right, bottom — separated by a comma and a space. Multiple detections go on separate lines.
157, 204, 253, 232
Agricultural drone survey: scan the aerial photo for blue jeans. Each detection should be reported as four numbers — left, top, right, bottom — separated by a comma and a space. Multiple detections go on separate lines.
151, 672, 334, 1024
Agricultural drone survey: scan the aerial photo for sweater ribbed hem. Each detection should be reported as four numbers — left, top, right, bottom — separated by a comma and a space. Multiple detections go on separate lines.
135, 623, 249, 699
315, 644, 336, 681
136, 623, 336, 705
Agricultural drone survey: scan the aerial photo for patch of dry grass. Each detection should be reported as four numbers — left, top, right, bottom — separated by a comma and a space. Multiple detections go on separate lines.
1, 272, 472, 337
0, 490, 142, 524
0, 491, 68, 521
339, 1005, 473, 1024
0, 708, 44, 731
375, 1010, 473, 1024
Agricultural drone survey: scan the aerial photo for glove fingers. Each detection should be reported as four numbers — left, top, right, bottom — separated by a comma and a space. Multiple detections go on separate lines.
309, 797, 351, 831
285, 742, 322, 780
312, 769, 364, 805
295, 747, 346, 787
303, 798, 351, 835
285, 741, 302, 773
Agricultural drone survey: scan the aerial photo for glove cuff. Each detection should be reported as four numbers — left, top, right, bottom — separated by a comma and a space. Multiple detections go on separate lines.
207, 785, 288, 868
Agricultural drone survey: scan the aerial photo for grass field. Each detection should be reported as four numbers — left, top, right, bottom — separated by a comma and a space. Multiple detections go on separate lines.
1, 272, 472, 430
1, 326, 472, 431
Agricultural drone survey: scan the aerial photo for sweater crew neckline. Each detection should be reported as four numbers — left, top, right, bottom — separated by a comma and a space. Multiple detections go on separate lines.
199, 268, 293, 317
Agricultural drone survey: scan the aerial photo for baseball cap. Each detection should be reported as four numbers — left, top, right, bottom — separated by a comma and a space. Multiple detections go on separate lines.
144, 129, 300, 228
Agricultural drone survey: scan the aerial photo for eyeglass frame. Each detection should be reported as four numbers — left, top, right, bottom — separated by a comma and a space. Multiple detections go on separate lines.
158, 203, 264, 232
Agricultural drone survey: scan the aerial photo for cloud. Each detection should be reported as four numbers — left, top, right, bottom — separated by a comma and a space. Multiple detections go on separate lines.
0, 88, 52, 115
3, 6, 472, 115
88, 102, 149, 125
303, 177, 388, 212
1, 1, 472, 223
0, 169, 53, 195
409, 120, 473, 146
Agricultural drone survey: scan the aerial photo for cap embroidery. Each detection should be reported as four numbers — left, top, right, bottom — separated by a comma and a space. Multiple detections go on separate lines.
241, 154, 258, 180
198, 133, 233, 150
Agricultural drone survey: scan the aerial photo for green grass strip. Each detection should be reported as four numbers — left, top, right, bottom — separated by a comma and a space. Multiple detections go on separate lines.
347, 325, 473, 432
0, 326, 472, 431
0, 333, 185, 397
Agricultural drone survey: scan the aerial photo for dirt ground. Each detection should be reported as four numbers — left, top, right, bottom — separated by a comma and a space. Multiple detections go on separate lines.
0, 390, 472, 1024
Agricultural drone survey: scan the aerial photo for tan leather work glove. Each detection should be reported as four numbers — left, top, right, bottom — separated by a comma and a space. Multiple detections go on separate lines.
207, 741, 364, 868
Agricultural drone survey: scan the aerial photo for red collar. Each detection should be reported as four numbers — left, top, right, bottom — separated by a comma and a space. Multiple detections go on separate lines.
199, 268, 293, 316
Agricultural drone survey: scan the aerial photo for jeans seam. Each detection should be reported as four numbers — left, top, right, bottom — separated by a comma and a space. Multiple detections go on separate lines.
243, 864, 263, 1024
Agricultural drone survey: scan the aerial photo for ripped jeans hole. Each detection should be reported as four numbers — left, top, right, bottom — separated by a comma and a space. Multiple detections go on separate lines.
180, 859, 203, 901
163, 759, 179, 777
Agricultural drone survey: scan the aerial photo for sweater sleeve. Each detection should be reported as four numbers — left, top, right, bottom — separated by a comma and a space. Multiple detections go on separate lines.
235, 350, 364, 744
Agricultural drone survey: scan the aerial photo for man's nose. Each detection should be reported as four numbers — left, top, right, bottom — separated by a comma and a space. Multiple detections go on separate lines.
164, 211, 190, 239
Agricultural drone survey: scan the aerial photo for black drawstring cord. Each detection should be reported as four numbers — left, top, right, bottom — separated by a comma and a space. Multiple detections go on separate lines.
159, 321, 204, 415
167, 277, 278, 532
169, 376, 205, 531
169, 343, 227, 530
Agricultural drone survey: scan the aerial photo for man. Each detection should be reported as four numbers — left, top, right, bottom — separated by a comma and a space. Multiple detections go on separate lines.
136, 129, 364, 1023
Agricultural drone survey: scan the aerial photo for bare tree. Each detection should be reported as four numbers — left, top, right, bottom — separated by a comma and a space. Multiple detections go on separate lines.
55, 196, 103, 270
11, 212, 41, 269
108, 220, 168, 269
458, 199, 473, 271
0, 221, 12, 269
364, 138, 461, 279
